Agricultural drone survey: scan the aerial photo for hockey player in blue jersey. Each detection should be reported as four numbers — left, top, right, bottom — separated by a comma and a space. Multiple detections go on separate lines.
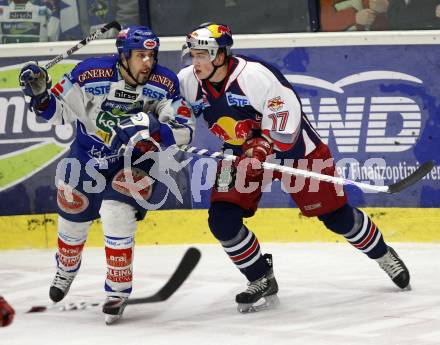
178, 23, 410, 313
19, 26, 194, 324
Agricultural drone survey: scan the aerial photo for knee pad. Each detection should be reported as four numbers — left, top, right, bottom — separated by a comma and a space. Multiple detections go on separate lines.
318, 204, 360, 235
208, 202, 244, 241
58, 215, 91, 243
99, 200, 137, 238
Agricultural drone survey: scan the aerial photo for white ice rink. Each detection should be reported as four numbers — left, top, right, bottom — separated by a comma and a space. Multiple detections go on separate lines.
0, 243, 439, 345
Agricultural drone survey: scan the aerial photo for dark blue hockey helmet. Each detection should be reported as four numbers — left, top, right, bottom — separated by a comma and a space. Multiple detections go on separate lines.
116, 26, 160, 60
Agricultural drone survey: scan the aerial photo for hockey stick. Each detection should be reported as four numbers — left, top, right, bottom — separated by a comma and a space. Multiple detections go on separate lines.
44, 20, 122, 70
26, 247, 201, 313
178, 145, 434, 194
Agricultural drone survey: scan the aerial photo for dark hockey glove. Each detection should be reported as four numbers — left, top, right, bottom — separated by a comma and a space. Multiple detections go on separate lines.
19, 61, 52, 112
0, 296, 15, 327
236, 137, 273, 181
109, 112, 158, 155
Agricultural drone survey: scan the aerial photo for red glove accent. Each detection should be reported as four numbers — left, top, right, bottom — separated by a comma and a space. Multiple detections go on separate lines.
0, 296, 15, 327
133, 132, 161, 153
237, 137, 273, 181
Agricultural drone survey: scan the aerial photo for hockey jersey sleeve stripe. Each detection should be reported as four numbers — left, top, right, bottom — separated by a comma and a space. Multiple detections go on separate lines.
37, 94, 56, 121
262, 129, 295, 152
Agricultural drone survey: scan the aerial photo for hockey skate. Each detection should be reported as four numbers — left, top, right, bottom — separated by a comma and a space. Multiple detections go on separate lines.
235, 254, 279, 313
103, 296, 129, 325
376, 246, 411, 289
49, 269, 77, 303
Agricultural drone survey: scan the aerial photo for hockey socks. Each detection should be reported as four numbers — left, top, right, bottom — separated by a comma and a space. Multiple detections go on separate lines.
104, 235, 134, 297
221, 226, 269, 282
344, 209, 387, 259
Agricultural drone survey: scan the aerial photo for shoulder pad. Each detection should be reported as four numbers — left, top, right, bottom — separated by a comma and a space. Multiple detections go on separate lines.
71, 55, 119, 86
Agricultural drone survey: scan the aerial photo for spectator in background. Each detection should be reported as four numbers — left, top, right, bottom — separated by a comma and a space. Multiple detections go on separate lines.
0, 0, 60, 43
388, 0, 440, 29
61, 0, 140, 41
320, 0, 389, 31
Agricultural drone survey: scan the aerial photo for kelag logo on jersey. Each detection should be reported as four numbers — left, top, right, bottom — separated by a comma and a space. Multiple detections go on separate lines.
285, 71, 424, 154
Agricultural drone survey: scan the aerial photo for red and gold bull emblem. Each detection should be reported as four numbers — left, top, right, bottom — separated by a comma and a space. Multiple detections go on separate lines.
267, 96, 285, 111
217, 25, 231, 35
209, 116, 259, 145
207, 24, 230, 38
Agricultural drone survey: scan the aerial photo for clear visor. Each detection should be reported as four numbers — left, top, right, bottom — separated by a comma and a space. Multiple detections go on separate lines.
181, 43, 217, 67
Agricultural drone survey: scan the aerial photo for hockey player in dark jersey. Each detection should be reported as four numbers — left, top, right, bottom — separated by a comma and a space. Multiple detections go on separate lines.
178, 23, 410, 313
19, 26, 194, 324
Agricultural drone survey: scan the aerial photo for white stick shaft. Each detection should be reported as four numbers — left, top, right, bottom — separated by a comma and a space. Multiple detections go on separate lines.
179, 145, 390, 193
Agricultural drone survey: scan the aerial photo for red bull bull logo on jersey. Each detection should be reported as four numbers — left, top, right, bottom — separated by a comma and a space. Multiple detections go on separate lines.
209, 116, 259, 145
267, 96, 285, 111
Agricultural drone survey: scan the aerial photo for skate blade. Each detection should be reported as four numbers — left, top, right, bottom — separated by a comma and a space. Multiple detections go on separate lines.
105, 314, 122, 325
237, 294, 280, 314
402, 283, 412, 291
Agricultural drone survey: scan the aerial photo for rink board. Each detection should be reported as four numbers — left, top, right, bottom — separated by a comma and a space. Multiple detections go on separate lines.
1, 32, 439, 249
0, 208, 439, 249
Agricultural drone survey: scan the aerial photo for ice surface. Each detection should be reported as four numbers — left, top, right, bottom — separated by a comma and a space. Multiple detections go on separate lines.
0, 243, 439, 345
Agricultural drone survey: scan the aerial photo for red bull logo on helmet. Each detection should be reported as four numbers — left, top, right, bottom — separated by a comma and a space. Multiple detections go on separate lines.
207, 24, 230, 38
209, 116, 259, 145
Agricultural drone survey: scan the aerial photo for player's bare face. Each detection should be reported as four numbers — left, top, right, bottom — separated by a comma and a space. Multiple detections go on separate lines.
190, 50, 213, 79
127, 49, 155, 84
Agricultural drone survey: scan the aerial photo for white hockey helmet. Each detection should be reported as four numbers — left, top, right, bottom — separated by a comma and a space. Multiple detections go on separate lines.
184, 22, 233, 61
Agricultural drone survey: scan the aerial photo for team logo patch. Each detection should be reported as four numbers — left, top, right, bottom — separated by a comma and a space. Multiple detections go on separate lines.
143, 39, 157, 49
112, 168, 154, 200
210, 116, 259, 145
267, 96, 285, 111
57, 183, 89, 214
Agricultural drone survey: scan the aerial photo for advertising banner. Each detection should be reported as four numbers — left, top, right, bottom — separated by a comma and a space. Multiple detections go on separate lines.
1, 44, 439, 216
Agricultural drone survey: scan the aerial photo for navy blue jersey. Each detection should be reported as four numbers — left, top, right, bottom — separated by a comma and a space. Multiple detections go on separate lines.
178, 55, 322, 159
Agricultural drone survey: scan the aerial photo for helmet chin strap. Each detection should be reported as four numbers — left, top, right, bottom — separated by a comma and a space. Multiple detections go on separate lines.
204, 63, 220, 81
119, 54, 156, 87
203, 54, 228, 81
120, 58, 143, 86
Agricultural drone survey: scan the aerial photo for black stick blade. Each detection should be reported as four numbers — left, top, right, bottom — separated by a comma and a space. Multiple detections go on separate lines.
107, 20, 122, 32
128, 247, 201, 305
387, 160, 435, 194
27, 306, 48, 313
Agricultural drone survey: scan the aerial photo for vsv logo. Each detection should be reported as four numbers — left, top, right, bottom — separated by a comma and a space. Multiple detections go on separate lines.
286, 71, 424, 153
